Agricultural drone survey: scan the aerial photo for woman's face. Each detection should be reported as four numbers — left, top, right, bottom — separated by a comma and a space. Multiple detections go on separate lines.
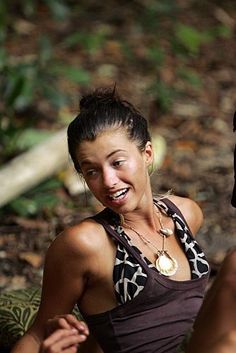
76, 128, 153, 214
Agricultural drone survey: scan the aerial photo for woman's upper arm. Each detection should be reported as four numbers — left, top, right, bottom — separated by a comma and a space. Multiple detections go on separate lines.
11, 220, 101, 352
168, 195, 203, 237
10, 228, 85, 353
29, 222, 97, 340
36, 222, 95, 323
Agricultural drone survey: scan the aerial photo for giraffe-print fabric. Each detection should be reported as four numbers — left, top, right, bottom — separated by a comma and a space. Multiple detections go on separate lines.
113, 199, 209, 305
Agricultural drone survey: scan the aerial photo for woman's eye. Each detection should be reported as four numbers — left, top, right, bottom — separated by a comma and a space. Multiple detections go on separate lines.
85, 169, 97, 176
113, 160, 125, 167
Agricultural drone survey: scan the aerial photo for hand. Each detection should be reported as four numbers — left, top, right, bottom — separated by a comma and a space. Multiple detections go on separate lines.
40, 328, 84, 353
46, 314, 89, 338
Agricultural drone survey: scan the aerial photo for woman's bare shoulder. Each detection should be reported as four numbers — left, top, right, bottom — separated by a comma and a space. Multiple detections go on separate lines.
48, 218, 106, 259
42, 218, 109, 286
166, 195, 203, 236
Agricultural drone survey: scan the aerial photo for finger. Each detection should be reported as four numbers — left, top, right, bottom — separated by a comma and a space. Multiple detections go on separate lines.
54, 315, 89, 335
42, 329, 87, 351
44, 329, 76, 345
41, 345, 78, 353
47, 333, 82, 348
46, 317, 71, 336
48, 328, 87, 344
72, 320, 89, 336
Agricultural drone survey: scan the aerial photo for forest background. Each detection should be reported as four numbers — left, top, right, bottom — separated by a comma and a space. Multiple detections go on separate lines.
0, 0, 235, 291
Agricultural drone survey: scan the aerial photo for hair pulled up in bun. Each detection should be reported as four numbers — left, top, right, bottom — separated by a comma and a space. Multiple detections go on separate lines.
67, 86, 151, 173
79, 86, 118, 111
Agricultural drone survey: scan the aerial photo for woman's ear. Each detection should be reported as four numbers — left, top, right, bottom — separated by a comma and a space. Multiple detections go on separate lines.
144, 141, 154, 167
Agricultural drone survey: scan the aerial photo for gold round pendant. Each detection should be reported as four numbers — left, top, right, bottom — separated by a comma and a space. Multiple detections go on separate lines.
155, 251, 178, 276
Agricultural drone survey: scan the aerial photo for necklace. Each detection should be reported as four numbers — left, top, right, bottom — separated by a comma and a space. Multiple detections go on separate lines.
121, 208, 178, 277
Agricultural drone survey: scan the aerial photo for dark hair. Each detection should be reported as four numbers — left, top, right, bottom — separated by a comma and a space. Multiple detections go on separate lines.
67, 87, 151, 172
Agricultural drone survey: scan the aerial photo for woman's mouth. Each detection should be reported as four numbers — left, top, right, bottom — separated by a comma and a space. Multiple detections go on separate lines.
108, 188, 129, 201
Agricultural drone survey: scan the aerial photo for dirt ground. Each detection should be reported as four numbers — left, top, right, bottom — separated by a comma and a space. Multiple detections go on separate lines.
0, 1, 236, 292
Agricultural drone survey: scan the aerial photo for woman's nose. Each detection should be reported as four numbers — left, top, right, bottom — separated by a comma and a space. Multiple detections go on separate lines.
102, 168, 118, 188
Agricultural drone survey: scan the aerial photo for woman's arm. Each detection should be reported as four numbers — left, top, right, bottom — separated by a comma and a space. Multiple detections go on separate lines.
40, 328, 83, 353
11, 221, 98, 353
11, 330, 43, 353
167, 195, 203, 236
44, 314, 103, 353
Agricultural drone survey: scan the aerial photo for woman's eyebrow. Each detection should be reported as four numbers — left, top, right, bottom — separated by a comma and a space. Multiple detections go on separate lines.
106, 149, 126, 158
80, 160, 91, 167
80, 149, 126, 167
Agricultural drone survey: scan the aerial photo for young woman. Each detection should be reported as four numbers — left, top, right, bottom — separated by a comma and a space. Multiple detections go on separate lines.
11, 87, 236, 353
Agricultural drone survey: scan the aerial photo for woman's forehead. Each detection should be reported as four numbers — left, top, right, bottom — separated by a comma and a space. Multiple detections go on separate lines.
76, 129, 135, 161
80, 128, 129, 148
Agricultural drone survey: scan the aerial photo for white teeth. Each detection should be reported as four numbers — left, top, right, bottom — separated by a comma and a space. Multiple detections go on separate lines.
109, 188, 127, 200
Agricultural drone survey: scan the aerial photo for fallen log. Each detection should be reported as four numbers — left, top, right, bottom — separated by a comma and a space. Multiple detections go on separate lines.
0, 129, 71, 208
0, 129, 166, 208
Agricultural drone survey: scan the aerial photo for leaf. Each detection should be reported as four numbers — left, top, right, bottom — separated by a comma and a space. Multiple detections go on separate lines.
147, 81, 175, 113
32, 193, 60, 210
0, 1, 8, 33
21, 0, 37, 17
38, 35, 53, 66
213, 24, 233, 39
63, 31, 86, 49
177, 67, 202, 88
2, 128, 52, 156
45, 0, 71, 21
120, 41, 134, 61
12, 306, 22, 322
3, 63, 36, 110
141, 0, 177, 32
55, 65, 91, 85
0, 47, 6, 69
142, 0, 177, 15
22, 307, 31, 327
7, 194, 59, 217
147, 47, 165, 65
12, 78, 35, 110
30, 178, 62, 193
52, 64, 91, 85
42, 84, 69, 108
175, 24, 211, 55
6, 177, 63, 216
8, 198, 39, 217
16, 128, 53, 150
5, 74, 25, 107
63, 30, 107, 53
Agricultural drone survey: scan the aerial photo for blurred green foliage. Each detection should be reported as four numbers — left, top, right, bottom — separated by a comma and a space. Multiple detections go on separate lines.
62, 29, 110, 53
1, 0, 233, 124
0, 0, 233, 216
1, 178, 65, 217
4, 128, 52, 157
0, 0, 91, 127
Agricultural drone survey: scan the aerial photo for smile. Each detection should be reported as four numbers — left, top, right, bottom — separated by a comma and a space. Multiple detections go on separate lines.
108, 188, 129, 200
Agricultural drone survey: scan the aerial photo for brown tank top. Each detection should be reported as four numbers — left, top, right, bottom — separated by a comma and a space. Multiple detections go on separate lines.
82, 200, 209, 353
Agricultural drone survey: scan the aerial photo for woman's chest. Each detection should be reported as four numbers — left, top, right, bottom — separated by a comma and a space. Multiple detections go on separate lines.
79, 236, 118, 315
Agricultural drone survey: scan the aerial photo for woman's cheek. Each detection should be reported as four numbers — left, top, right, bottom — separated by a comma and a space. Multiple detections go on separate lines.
129, 160, 146, 175
126, 159, 141, 173
86, 179, 100, 194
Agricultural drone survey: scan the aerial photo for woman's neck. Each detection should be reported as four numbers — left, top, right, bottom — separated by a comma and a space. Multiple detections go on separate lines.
121, 198, 158, 232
